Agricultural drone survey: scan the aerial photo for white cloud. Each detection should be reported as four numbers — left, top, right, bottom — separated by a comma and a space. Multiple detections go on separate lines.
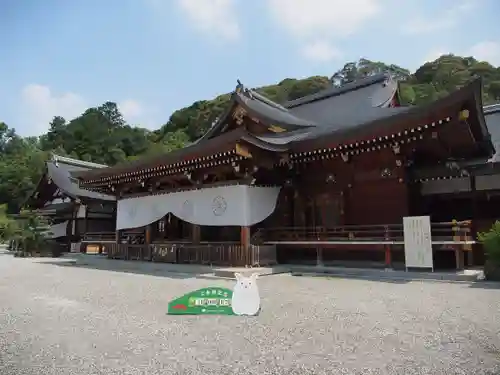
266, 0, 381, 64
21, 84, 87, 136
468, 41, 500, 66
20, 84, 147, 136
403, 0, 475, 35
176, 0, 239, 41
300, 41, 343, 63
118, 99, 144, 119
266, 0, 381, 39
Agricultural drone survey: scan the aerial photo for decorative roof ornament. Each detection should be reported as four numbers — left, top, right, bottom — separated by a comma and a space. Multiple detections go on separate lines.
235, 79, 244, 93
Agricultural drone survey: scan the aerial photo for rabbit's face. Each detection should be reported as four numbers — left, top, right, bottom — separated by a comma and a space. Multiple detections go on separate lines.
237, 276, 253, 289
234, 273, 259, 291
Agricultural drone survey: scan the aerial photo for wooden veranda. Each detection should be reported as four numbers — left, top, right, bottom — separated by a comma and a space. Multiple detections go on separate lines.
81, 220, 474, 270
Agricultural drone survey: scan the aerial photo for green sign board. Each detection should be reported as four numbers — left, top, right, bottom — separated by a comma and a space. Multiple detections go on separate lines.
167, 287, 235, 315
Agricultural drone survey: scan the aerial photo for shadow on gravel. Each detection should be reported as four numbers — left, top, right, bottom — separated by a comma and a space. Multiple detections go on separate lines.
292, 273, 412, 284
37, 258, 207, 280
468, 281, 500, 290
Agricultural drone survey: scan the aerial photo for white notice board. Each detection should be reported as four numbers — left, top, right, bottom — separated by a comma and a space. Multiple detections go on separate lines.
403, 216, 433, 271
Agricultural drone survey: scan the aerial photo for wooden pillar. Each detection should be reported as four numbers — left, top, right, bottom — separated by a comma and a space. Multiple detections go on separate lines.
145, 224, 152, 261
191, 224, 201, 265
316, 247, 323, 267
69, 206, 76, 253
115, 229, 121, 259
192, 225, 201, 244
240, 226, 251, 267
83, 204, 88, 234
455, 249, 465, 270
469, 176, 477, 267
384, 225, 392, 269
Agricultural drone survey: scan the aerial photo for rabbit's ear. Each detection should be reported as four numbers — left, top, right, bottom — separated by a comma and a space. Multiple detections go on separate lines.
234, 272, 242, 280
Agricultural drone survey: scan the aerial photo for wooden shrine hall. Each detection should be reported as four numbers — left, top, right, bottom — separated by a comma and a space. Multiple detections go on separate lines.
73, 74, 492, 270
25, 154, 116, 253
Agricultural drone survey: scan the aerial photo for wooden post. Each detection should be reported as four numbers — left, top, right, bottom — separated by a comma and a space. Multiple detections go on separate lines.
316, 247, 323, 267
144, 224, 152, 261
469, 176, 477, 267
83, 204, 88, 234
452, 223, 465, 270
145, 225, 151, 244
191, 224, 201, 264
69, 206, 76, 253
455, 249, 465, 270
384, 246, 392, 268
83, 204, 89, 253
192, 225, 200, 244
384, 226, 392, 269
240, 226, 251, 267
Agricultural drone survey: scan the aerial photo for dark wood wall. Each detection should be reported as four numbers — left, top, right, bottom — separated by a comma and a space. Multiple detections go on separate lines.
345, 180, 408, 225
263, 147, 410, 228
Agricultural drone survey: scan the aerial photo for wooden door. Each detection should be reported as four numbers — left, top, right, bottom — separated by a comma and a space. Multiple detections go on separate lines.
313, 193, 341, 229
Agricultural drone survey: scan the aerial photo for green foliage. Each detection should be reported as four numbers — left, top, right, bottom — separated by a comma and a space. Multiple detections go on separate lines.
478, 221, 500, 265
0, 55, 499, 214
0, 204, 18, 242
7, 210, 53, 256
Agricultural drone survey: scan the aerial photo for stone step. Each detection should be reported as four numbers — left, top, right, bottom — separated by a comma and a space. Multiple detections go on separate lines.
290, 266, 483, 282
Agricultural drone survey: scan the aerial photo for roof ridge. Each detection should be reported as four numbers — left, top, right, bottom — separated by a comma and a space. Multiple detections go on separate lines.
51, 153, 108, 169
285, 72, 392, 109
245, 89, 289, 112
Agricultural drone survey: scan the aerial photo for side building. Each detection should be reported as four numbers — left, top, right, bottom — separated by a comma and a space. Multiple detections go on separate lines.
25, 154, 116, 253
73, 74, 492, 269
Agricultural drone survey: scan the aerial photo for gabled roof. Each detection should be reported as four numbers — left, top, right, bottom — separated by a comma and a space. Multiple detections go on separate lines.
290, 77, 492, 154
75, 76, 492, 185
197, 73, 400, 143
26, 154, 115, 208
484, 103, 500, 161
46, 159, 115, 201
285, 73, 397, 109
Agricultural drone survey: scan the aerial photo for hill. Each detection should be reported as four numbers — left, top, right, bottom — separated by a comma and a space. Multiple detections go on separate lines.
1, 55, 499, 212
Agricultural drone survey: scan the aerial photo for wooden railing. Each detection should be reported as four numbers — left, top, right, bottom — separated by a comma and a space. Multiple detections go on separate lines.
253, 221, 473, 246
106, 242, 277, 267
82, 232, 116, 242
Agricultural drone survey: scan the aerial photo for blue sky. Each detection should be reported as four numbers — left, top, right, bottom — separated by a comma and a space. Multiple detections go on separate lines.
0, 0, 498, 137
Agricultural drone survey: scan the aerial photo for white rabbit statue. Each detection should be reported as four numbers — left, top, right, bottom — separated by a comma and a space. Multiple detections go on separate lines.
231, 272, 260, 316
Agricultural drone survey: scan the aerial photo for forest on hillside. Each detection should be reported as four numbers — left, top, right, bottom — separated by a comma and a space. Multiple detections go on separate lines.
1, 55, 500, 212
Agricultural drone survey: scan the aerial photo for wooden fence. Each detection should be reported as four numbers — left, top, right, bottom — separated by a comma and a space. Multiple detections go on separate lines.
253, 221, 473, 248
106, 242, 277, 267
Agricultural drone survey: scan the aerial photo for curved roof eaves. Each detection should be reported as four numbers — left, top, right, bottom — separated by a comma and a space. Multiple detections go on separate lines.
290, 77, 486, 150
47, 161, 116, 201
285, 73, 392, 108
235, 91, 316, 129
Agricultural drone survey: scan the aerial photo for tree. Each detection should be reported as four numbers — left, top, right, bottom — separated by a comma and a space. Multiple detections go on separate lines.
0, 204, 17, 243
8, 210, 54, 257
330, 59, 410, 87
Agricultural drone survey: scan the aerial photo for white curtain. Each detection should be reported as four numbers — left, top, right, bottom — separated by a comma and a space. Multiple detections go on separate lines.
116, 185, 281, 230
44, 221, 69, 239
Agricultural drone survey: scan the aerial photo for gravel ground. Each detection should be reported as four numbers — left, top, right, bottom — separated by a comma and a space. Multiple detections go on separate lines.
0, 253, 499, 375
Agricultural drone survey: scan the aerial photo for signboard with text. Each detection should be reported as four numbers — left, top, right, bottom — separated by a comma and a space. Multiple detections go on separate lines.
167, 287, 235, 315
403, 216, 433, 271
